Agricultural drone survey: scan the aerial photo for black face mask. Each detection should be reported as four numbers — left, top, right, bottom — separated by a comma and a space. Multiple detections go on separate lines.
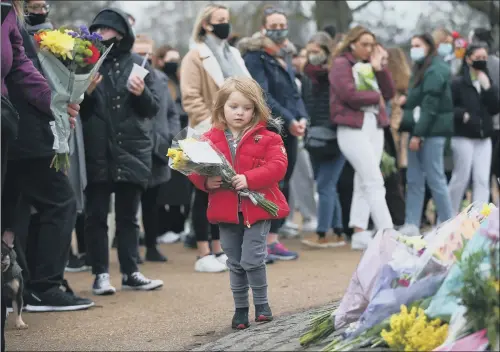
210, 23, 231, 40
26, 12, 48, 26
471, 59, 487, 71
101, 37, 119, 49
163, 62, 178, 76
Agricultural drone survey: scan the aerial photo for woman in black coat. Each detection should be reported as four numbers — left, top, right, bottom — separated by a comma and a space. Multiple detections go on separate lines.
153, 45, 193, 243
448, 44, 500, 214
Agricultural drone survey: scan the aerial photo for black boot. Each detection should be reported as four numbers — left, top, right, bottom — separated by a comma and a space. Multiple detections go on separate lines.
145, 246, 168, 262
232, 307, 249, 330
255, 303, 273, 322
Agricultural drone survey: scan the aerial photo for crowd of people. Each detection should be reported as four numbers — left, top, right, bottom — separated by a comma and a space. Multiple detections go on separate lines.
2, 0, 500, 348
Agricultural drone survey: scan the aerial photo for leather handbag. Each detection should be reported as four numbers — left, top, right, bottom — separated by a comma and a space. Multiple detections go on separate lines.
1, 95, 19, 141
304, 125, 341, 160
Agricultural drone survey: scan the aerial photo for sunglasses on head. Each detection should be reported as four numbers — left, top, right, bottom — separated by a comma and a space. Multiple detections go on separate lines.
264, 7, 286, 16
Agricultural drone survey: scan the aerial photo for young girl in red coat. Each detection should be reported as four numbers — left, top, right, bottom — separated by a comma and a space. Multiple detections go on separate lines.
188, 77, 289, 330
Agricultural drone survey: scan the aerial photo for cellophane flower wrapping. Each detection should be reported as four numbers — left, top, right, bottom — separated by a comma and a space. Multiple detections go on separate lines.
167, 127, 280, 217
425, 204, 499, 319
352, 62, 380, 91
35, 26, 113, 172
333, 229, 400, 330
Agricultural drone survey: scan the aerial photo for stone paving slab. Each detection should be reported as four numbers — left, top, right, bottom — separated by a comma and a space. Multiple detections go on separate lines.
191, 304, 338, 351
191, 303, 390, 352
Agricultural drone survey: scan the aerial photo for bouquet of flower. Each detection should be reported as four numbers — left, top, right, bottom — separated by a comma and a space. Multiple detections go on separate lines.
380, 151, 397, 179
34, 25, 113, 172
167, 127, 280, 217
352, 62, 379, 91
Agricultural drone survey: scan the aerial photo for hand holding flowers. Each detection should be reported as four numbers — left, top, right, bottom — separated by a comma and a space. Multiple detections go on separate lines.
34, 25, 113, 172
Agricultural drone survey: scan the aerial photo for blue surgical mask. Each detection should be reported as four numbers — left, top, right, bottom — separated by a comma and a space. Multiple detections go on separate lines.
437, 43, 453, 57
410, 47, 426, 62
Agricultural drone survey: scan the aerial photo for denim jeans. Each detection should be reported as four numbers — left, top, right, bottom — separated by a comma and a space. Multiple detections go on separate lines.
405, 137, 453, 227
311, 154, 346, 233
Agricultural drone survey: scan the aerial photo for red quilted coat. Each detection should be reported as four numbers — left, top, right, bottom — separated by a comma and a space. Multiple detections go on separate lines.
329, 52, 395, 129
188, 123, 290, 227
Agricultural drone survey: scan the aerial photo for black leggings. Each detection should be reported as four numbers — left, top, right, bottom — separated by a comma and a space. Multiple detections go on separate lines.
192, 189, 219, 242
158, 205, 190, 235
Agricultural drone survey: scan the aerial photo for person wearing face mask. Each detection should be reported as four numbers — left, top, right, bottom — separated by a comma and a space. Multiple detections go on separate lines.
300, 32, 346, 248
80, 8, 163, 295
329, 26, 395, 248
180, 3, 251, 273
448, 44, 499, 214
398, 33, 454, 237
432, 28, 454, 62
238, 6, 309, 261
132, 34, 181, 262
469, 28, 500, 203
1, 0, 92, 314
152, 45, 193, 245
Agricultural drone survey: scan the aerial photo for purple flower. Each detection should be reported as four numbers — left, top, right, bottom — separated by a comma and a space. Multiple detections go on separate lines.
79, 24, 90, 35
67, 31, 79, 38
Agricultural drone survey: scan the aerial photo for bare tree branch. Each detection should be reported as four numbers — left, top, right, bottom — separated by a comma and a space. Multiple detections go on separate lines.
351, 0, 377, 13
465, 0, 500, 25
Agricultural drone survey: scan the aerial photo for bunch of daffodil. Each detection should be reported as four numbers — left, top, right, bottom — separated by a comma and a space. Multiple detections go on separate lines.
167, 148, 188, 169
38, 30, 75, 60
480, 203, 492, 218
381, 305, 448, 351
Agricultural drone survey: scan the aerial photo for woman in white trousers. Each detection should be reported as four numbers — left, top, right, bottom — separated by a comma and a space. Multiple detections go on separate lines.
448, 44, 500, 214
329, 26, 395, 245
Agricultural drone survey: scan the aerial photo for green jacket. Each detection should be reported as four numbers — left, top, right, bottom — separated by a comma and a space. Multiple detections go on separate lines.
400, 56, 454, 137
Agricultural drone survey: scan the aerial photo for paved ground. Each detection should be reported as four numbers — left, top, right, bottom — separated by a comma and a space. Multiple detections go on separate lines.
5, 237, 362, 351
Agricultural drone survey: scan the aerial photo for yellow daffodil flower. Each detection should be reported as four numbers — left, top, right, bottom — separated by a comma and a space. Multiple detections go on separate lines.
381, 304, 448, 351
39, 30, 75, 60
480, 203, 491, 217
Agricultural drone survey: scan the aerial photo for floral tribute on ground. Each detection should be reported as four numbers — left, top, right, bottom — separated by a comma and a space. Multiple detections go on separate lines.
167, 127, 280, 217
300, 203, 499, 351
34, 25, 113, 172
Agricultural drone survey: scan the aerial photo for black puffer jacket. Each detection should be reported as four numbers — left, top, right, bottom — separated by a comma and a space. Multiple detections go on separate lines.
451, 65, 500, 139
301, 69, 331, 128
80, 8, 160, 189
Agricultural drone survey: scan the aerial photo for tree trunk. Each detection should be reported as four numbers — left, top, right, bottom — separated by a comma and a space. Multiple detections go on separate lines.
314, 0, 353, 34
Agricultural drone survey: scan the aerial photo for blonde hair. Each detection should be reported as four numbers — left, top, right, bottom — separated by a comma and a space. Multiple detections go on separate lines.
191, 4, 228, 44
211, 77, 271, 130
387, 47, 411, 94
12, 0, 25, 24
133, 34, 155, 56
432, 28, 452, 45
332, 25, 375, 58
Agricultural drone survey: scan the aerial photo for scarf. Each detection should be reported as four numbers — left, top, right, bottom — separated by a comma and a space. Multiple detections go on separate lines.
204, 34, 245, 79
25, 21, 53, 36
303, 63, 329, 86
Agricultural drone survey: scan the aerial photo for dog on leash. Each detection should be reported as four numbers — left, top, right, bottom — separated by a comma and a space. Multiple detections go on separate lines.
1, 231, 27, 329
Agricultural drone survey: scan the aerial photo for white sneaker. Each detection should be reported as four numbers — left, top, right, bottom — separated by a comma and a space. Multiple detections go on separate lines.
92, 273, 116, 296
195, 255, 227, 273
215, 253, 228, 265
279, 226, 300, 238
302, 218, 318, 233
157, 231, 181, 244
283, 220, 299, 230
398, 224, 421, 237
351, 230, 373, 251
